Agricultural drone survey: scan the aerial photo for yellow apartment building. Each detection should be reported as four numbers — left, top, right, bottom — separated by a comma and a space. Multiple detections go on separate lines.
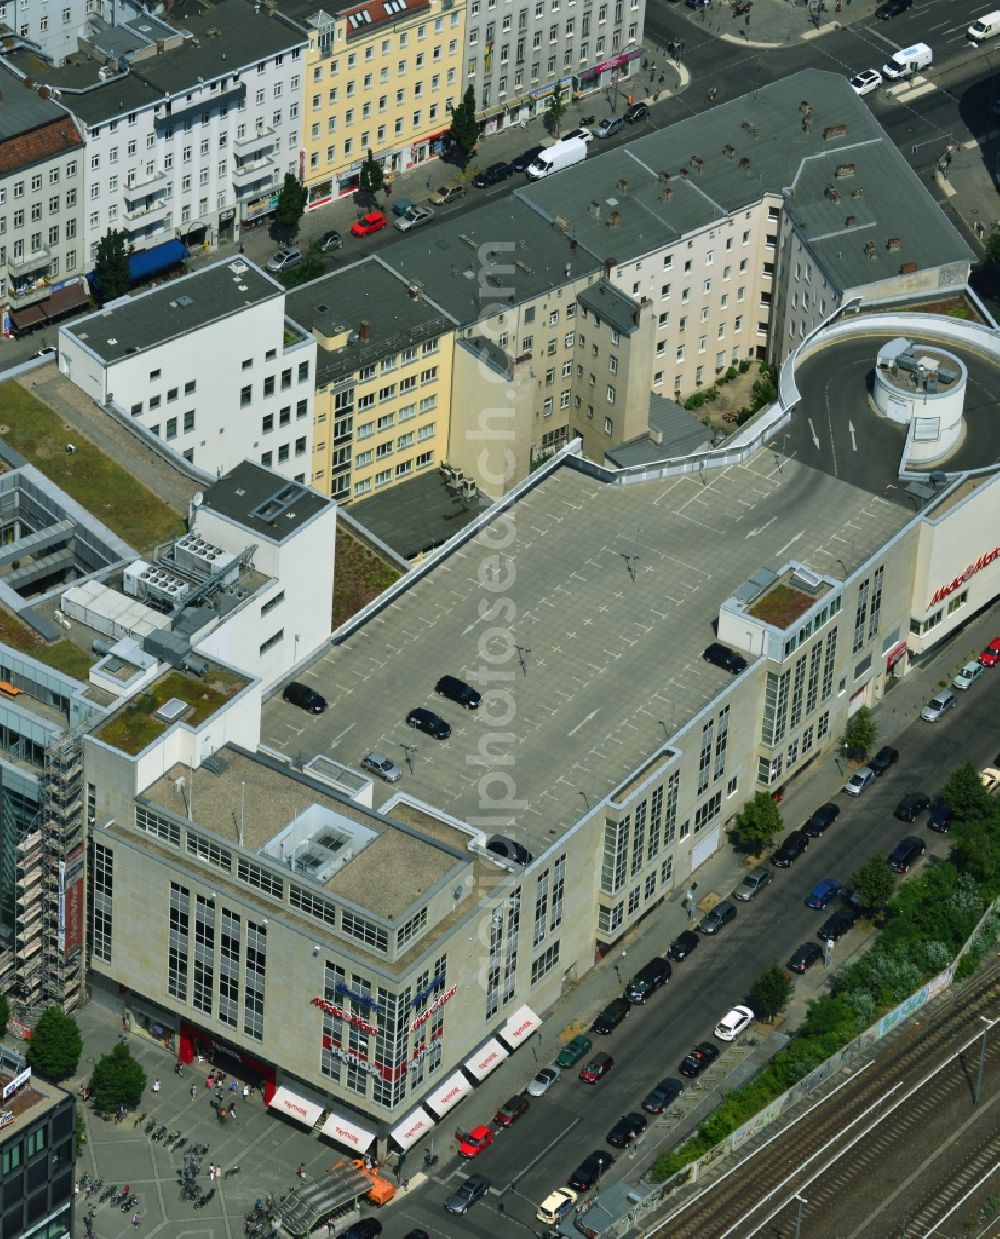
285, 260, 455, 502
290, 0, 466, 207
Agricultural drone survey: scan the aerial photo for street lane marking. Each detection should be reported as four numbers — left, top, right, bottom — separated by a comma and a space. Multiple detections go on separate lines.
508, 1116, 582, 1191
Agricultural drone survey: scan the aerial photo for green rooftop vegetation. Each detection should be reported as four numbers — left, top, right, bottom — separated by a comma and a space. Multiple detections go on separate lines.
0, 380, 184, 552
333, 525, 402, 627
31, 641, 94, 682
747, 582, 817, 629
0, 608, 43, 654
95, 666, 247, 756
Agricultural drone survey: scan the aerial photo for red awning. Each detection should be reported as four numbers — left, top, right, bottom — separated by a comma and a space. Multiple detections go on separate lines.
44, 282, 88, 319
8, 304, 46, 331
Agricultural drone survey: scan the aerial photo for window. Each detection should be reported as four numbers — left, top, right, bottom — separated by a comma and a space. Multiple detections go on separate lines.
240, 385, 252, 407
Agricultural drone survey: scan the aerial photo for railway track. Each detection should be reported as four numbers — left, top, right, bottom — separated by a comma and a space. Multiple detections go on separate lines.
648, 964, 1000, 1238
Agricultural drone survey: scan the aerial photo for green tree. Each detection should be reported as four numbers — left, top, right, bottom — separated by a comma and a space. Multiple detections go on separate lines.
942, 761, 995, 823
732, 791, 783, 853
0, 991, 8, 1040
274, 172, 307, 240
544, 82, 566, 137
951, 824, 1000, 893
852, 854, 895, 912
842, 707, 877, 761
92, 228, 132, 304
749, 964, 791, 1022
90, 1041, 147, 1112
358, 150, 384, 199
26, 1008, 82, 1082
446, 85, 479, 168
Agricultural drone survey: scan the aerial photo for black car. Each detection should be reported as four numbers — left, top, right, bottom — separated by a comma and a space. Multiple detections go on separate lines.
321, 229, 344, 251
512, 144, 545, 172
894, 793, 930, 823
870, 745, 899, 776
606, 1112, 647, 1148
875, 0, 911, 16
888, 835, 925, 873
928, 797, 954, 833
342, 1221, 383, 1239
818, 906, 860, 942
472, 161, 513, 187
679, 1041, 719, 1078
702, 642, 747, 675
624, 956, 671, 1004
697, 900, 736, 935
787, 941, 823, 974
485, 834, 533, 864
772, 829, 809, 868
668, 930, 699, 962
282, 681, 327, 713
444, 1175, 491, 1215
436, 674, 481, 709
568, 1149, 614, 1191
406, 707, 452, 739
624, 101, 650, 123
591, 997, 630, 1034
804, 803, 840, 838
642, 1077, 684, 1114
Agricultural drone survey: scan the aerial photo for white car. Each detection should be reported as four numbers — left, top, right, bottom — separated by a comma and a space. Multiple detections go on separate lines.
980, 767, 1000, 795
394, 204, 435, 233
952, 661, 984, 691
527, 1065, 561, 1096
921, 690, 956, 722
714, 1004, 754, 1042
850, 68, 883, 96
265, 245, 303, 273
563, 127, 593, 144
536, 1188, 578, 1225
844, 767, 875, 796
361, 751, 402, 783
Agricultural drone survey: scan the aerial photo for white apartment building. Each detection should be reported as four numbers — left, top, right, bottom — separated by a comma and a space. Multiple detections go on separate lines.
0, 0, 108, 67
58, 257, 318, 484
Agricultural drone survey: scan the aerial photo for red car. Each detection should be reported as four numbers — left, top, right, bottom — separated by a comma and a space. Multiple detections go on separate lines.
978, 638, 1000, 667
351, 210, 388, 237
456, 1125, 494, 1158
578, 1051, 613, 1084
493, 1094, 529, 1127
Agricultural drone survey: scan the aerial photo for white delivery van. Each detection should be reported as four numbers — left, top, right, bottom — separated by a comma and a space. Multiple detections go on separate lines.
526, 136, 588, 180
882, 42, 933, 79
968, 11, 1000, 39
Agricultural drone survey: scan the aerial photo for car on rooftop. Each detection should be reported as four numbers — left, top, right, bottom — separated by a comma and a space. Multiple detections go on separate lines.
405, 707, 451, 739
806, 878, 842, 910
361, 751, 402, 783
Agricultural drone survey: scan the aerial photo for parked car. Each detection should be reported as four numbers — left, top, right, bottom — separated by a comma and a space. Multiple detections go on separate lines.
485, 834, 532, 864
788, 941, 824, 974
888, 835, 925, 873
624, 956, 671, 1002
563, 127, 593, 143
850, 68, 883, 96
512, 145, 545, 172
266, 246, 303, 272
624, 101, 650, 123
557, 1035, 592, 1068
436, 674, 482, 709
494, 1094, 530, 1127
405, 707, 451, 739
320, 230, 343, 251
351, 210, 388, 237
806, 878, 842, 910
844, 767, 876, 796
685, 0, 710, 8
607, 1112, 647, 1148
697, 900, 737, 935
282, 681, 327, 713
713, 1004, 754, 1042
953, 661, 985, 691
592, 997, 630, 1034
394, 204, 435, 232
679, 1041, 719, 1078
668, 929, 700, 961
921, 691, 956, 722
804, 804, 840, 838
472, 162, 514, 188
928, 797, 954, 832
361, 751, 402, 783
772, 829, 810, 868
457, 1126, 495, 1157
568, 1149, 614, 1191
818, 906, 860, 942
641, 1077, 684, 1114
978, 637, 1000, 667
594, 116, 624, 138
429, 181, 467, 206
342, 1221, 383, 1239
894, 793, 930, 823
527, 1066, 560, 1096
578, 1052, 613, 1083
536, 1188, 578, 1226
733, 865, 771, 901
875, 0, 911, 15
869, 746, 899, 777
982, 768, 1000, 795
703, 642, 747, 674
444, 1175, 491, 1214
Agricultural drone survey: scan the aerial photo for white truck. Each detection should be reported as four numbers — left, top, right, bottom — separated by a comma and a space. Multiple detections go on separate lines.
968, 11, 1000, 40
882, 42, 933, 79
526, 136, 588, 181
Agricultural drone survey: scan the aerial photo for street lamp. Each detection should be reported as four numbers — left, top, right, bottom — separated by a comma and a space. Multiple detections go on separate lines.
794, 1193, 807, 1239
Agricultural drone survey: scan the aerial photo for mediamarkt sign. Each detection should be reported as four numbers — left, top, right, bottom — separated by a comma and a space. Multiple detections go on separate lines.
927, 545, 1000, 609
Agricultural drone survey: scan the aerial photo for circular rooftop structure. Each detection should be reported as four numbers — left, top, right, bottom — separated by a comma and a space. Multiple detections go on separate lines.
873, 337, 967, 465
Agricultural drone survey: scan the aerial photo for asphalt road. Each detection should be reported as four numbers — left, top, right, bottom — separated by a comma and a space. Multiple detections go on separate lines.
390, 658, 1000, 1237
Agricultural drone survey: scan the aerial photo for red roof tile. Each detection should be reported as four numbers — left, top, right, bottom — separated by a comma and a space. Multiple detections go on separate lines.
0, 116, 83, 175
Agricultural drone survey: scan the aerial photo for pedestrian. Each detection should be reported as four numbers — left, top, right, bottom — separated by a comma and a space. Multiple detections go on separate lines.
229, 1080, 238, 1093
190, 1084, 197, 1100
219, 1107, 228, 1122
497, 1199, 505, 1214
327, 1220, 335, 1236
238, 242, 245, 255
229, 1104, 237, 1121
207, 1076, 215, 1089
658, 74, 664, 85
298, 1162, 307, 1180
152, 1079, 160, 1093
242, 1084, 250, 1099
217, 1163, 223, 1180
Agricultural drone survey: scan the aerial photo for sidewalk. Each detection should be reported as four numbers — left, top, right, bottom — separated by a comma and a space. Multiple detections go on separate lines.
672, 0, 886, 51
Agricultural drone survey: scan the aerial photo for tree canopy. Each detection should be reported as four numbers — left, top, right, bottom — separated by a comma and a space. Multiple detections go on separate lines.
359, 150, 384, 198
274, 173, 307, 239
942, 761, 996, 823
446, 86, 479, 168
733, 791, 783, 853
93, 229, 132, 304
749, 964, 791, 1022
27, 1008, 82, 1081
842, 707, 877, 761
90, 1041, 147, 1112
544, 82, 567, 137
852, 854, 895, 913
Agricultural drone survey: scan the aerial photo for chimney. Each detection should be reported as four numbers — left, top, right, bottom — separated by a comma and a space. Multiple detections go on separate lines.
690, 155, 703, 173
408, 285, 418, 299
738, 157, 751, 175
606, 210, 621, 229
845, 215, 856, 227
603, 258, 615, 278
723, 144, 735, 159
359, 320, 371, 342
899, 261, 918, 274
887, 237, 901, 251
616, 178, 629, 194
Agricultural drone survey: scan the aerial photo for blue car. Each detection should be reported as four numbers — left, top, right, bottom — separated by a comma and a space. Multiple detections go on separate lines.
806, 878, 842, 910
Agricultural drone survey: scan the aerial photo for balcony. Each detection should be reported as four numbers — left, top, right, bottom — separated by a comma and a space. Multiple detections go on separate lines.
123, 196, 172, 227
233, 156, 276, 193
124, 171, 168, 201
233, 126, 277, 158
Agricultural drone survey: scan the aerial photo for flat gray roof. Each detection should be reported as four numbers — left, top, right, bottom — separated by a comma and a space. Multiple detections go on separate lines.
0, 63, 73, 141
202, 461, 331, 542
516, 69, 972, 294
63, 257, 282, 365
349, 469, 489, 559
606, 394, 712, 467
381, 196, 600, 327
259, 451, 911, 857
285, 259, 454, 387
577, 280, 641, 337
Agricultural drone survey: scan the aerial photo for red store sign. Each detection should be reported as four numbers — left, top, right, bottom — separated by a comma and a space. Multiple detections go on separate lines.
311, 996, 378, 1036
928, 545, 1000, 609
409, 985, 457, 1032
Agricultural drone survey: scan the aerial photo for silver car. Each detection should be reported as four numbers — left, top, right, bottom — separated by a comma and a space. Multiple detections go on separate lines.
361, 751, 402, 783
732, 865, 771, 902
594, 115, 624, 138
394, 204, 435, 232
444, 1174, 491, 1215
921, 690, 956, 722
265, 246, 302, 272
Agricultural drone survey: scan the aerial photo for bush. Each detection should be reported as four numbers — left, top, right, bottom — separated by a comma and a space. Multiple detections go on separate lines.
703, 387, 718, 402
738, 358, 752, 373
685, 392, 706, 409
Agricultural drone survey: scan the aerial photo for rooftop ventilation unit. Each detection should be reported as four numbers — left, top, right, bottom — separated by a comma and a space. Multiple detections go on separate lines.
790, 566, 825, 594
155, 698, 189, 724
